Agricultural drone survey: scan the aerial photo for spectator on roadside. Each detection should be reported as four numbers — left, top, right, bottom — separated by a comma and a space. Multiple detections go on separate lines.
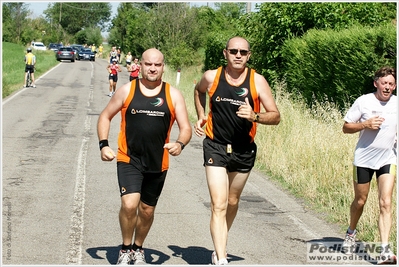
128, 57, 140, 82
341, 66, 397, 265
194, 36, 281, 265
117, 47, 122, 64
109, 46, 118, 64
106, 58, 122, 97
126, 52, 132, 68
24, 47, 36, 88
98, 44, 103, 58
97, 47, 192, 265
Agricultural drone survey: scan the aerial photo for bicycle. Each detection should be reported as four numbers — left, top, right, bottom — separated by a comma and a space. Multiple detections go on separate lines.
26, 69, 32, 87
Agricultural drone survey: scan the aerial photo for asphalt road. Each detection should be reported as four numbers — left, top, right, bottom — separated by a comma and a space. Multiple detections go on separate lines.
2, 58, 373, 265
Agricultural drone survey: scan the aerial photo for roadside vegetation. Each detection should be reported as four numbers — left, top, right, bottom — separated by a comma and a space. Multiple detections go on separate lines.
2, 1, 397, 252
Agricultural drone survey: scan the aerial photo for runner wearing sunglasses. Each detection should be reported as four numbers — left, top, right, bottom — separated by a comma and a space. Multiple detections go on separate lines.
194, 36, 281, 265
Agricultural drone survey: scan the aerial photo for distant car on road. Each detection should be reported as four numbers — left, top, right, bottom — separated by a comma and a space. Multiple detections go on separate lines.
70, 44, 84, 60
31, 42, 47, 51
48, 43, 62, 52
56, 47, 75, 62
78, 48, 96, 61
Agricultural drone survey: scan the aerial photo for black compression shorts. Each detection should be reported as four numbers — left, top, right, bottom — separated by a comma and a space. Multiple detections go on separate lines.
25, 65, 34, 73
353, 164, 397, 184
202, 137, 257, 173
109, 73, 118, 82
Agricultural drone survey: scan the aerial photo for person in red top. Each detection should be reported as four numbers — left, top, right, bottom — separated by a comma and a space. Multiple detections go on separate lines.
194, 36, 280, 265
129, 57, 140, 82
106, 58, 122, 97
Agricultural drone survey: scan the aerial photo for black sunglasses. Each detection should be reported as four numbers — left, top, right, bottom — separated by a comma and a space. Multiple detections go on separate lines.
227, 49, 250, 56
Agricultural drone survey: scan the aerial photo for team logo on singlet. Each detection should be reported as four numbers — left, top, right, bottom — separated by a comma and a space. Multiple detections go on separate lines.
235, 88, 249, 97
131, 109, 137, 114
215, 95, 245, 106
151, 98, 164, 107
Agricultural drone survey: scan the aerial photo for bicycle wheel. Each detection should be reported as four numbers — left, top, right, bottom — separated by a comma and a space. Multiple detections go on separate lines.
27, 71, 31, 87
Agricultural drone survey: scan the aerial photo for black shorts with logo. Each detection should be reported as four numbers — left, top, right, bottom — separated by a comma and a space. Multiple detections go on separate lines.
117, 161, 167, 206
203, 137, 257, 173
109, 73, 118, 82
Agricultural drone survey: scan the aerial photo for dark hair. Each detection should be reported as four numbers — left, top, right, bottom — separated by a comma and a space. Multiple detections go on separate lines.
374, 66, 396, 82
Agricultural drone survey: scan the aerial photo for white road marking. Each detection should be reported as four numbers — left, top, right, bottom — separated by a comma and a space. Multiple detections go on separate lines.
2, 63, 62, 105
65, 64, 94, 264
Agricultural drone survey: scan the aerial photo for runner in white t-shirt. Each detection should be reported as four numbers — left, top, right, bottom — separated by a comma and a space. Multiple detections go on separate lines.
341, 66, 397, 264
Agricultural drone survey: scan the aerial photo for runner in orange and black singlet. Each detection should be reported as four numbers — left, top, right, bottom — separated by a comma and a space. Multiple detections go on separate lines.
203, 66, 260, 172
117, 79, 175, 173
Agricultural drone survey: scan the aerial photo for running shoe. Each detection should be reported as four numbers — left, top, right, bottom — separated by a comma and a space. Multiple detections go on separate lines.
108, 92, 113, 97
116, 249, 132, 265
377, 247, 397, 265
212, 251, 228, 265
132, 249, 146, 265
212, 251, 218, 265
218, 258, 229, 265
32, 84, 36, 88
342, 230, 356, 255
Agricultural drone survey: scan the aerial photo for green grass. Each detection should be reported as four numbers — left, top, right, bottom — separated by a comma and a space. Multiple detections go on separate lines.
3, 42, 396, 252
2, 42, 59, 98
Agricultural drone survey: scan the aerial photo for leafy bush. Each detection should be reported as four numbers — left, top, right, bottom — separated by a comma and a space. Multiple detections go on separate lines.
281, 23, 396, 111
239, 2, 396, 83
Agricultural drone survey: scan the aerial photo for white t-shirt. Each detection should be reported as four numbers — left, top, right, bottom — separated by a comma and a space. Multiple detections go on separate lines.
344, 93, 397, 169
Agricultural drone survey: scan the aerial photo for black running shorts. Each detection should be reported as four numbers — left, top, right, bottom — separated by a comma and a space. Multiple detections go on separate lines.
117, 161, 167, 206
353, 164, 397, 184
203, 137, 257, 173
25, 65, 34, 73
109, 73, 118, 82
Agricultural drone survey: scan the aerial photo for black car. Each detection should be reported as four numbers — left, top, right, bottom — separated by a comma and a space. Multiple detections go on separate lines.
78, 48, 95, 61
55, 47, 75, 62
70, 44, 84, 60
48, 43, 62, 52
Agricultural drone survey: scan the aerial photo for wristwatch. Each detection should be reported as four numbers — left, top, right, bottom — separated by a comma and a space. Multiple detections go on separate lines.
176, 140, 185, 150
254, 112, 260, 122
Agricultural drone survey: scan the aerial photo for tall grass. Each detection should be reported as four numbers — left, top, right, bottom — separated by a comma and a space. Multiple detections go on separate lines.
163, 66, 397, 252
2, 42, 59, 98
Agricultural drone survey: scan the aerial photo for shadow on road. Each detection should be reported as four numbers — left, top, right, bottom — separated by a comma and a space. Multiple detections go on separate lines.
167, 245, 245, 265
86, 245, 245, 264
86, 245, 171, 264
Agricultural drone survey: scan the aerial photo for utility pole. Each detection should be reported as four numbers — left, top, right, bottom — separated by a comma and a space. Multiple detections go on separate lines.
246, 2, 251, 13
59, 2, 62, 23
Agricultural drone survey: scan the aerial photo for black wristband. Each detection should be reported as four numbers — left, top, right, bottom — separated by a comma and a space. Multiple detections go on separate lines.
176, 140, 185, 150
99, 139, 109, 151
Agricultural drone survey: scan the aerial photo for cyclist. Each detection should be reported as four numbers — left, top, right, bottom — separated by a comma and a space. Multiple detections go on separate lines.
24, 47, 36, 88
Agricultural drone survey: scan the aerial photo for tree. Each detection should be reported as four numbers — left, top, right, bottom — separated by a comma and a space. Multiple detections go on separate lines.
43, 3, 111, 36
2, 2, 30, 44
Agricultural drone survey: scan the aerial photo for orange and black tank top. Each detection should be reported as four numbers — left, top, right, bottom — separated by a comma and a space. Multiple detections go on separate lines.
117, 80, 175, 172
205, 66, 260, 145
